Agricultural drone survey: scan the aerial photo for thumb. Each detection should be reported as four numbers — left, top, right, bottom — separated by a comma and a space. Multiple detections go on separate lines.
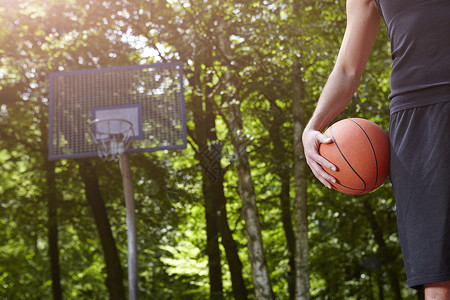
321, 134, 333, 144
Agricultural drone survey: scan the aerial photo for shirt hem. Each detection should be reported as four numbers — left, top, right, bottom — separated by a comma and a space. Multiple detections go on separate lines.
389, 85, 450, 114
407, 272, 450, 289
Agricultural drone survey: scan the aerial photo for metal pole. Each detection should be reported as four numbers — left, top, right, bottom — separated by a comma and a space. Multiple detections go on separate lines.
119, 153, 138, 300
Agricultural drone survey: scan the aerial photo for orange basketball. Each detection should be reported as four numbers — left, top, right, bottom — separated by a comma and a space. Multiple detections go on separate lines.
319, 118, 390, 195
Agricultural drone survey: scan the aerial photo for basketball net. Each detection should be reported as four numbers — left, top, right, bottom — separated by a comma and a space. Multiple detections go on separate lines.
88, 119, 134, 161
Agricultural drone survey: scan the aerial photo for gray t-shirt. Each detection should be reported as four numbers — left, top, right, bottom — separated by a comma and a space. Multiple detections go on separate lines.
373, 0, 450, 113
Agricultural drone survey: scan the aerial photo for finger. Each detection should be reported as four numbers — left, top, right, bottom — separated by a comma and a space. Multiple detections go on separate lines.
318, 177, 334, 190
315, 167, 337, 187
311, 152, 337, 172
313, 169, 335, 190
307, 160, 337, 189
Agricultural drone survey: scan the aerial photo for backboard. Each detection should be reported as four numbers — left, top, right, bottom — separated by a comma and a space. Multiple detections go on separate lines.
48, 62, 187, 160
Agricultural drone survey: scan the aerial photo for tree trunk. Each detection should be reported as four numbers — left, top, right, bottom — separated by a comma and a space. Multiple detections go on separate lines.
280, 173, 297, 299
46, 160, 63, 300
377, 273, 385, 300
292, 65, 310, 300
290, 0, 311, 297
190, 58, 224, 299
78, 159, 126, 300
190, 46, 248, 298
214, 14, 273, 298
229, 102, 274, 300
195, 140, 248, 300
40, 114, 63, 300
267, 99, 296, 299
363, 201, 402, 300
213, 177, 249, 300
204, 179, 224, 300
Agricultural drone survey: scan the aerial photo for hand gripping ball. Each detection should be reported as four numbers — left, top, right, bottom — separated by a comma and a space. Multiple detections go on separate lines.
319, 118, 390, 195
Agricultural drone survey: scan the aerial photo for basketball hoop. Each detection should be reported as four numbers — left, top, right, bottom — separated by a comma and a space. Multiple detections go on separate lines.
88, 119, 134, 161
49, 63, 187, 300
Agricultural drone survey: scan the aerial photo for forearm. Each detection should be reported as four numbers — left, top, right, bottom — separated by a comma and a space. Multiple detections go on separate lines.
305, 66, 360, 133
305, 0, 380, 134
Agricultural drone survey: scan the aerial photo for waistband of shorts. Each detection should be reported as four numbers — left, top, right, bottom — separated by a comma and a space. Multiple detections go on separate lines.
389, 85, 450, 114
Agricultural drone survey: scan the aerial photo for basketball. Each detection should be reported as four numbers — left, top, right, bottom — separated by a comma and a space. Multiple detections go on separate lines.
318, 118, 390, 195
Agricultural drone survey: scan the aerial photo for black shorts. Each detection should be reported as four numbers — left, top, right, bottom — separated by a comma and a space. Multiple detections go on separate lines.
390, 101, 450, 289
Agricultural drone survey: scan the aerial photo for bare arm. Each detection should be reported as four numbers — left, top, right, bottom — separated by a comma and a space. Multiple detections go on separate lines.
302, 0, 381, 188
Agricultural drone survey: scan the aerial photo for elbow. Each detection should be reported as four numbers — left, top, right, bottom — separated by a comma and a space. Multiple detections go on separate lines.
331, 65, 362, 92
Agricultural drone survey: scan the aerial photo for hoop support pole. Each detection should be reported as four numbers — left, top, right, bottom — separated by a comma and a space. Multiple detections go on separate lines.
119, 153, 138, 300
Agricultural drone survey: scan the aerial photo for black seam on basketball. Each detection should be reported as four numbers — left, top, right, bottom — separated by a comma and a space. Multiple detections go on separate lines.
330, 125, 367, 191
333, 182, 371, 194
348, 119, 379, 191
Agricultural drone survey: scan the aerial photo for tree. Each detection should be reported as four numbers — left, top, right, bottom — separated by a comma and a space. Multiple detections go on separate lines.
78, 159, 126, 299
291, 1, 310, 298
188, 53, 249, 298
